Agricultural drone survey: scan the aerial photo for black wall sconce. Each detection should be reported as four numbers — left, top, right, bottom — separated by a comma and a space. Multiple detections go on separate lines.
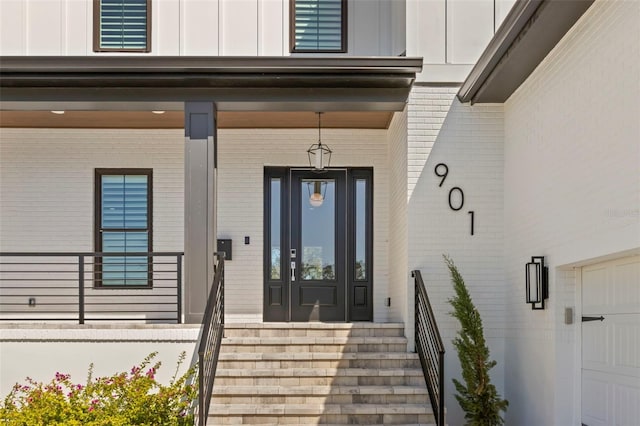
526, 256, 548, 310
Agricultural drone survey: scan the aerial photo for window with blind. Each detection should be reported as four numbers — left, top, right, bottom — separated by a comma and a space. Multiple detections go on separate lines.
94, 0, 151, 52
95, 169, 152, 287
291, 0, 346, 52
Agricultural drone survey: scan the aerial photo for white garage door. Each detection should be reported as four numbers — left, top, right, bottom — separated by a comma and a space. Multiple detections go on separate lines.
582, 255, 640, 426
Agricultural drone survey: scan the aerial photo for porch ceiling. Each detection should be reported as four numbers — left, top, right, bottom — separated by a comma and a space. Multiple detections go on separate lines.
0, 110, 394, 129
0, 56, 423, 112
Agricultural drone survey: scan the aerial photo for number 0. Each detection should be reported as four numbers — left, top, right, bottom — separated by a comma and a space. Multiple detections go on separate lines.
448, 187, 464, 211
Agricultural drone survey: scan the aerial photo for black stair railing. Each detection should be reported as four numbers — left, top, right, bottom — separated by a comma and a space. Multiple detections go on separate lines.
197, 253, 225, 426
412, 270, 445, 426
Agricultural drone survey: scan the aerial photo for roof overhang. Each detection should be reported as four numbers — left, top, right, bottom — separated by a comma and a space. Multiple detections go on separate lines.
457, 0, 595, 104
0, 56, 422, 112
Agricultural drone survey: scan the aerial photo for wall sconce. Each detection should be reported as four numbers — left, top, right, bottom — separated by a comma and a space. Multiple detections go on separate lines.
526, 256, 548, 310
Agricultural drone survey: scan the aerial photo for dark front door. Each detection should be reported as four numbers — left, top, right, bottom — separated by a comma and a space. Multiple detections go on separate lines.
290, 170, 346, 321
264, 168, 373, 322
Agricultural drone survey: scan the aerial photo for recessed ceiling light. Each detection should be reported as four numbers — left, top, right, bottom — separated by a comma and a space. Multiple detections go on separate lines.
50, 110, 65, 115
152, 110, 165, 114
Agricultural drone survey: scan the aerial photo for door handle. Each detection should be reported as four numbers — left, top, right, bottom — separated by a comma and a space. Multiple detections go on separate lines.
291, 261, 296, 282
581, 316, 604, 322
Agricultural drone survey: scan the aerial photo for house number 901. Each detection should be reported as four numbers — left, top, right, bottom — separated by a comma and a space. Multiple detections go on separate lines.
434, 163, 475, 235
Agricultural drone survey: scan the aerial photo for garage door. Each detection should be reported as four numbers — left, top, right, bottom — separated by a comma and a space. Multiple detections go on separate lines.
581, 255, 640, 426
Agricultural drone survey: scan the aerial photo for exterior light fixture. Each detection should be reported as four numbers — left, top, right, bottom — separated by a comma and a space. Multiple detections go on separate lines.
307, 181, 326, 207
307, 112, 332, 171
526, 256, 549, 310
50, 110, 65, 115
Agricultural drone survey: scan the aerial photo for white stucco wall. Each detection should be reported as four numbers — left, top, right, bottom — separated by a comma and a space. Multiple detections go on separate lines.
406, 85, 505, 426
0, 0, 405, 57
502, 1, 640, 425
0, 325, 199, 398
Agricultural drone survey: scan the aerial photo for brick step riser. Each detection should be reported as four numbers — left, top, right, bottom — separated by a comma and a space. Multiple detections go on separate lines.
214, 376, 427, 387
221, 343, 408, 353
207, 413, 436, 425
223, 329, 405, 338
218, 359, 421, 369
212, 394, 429, 405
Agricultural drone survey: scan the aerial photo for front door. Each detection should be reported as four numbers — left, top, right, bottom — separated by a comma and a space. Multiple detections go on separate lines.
290, 170, 346, 321
264, 168, 373, 322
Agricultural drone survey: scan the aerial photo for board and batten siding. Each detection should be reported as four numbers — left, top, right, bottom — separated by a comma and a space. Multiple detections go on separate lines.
406, 0, 517, 83
502, 1, 640, 424
0, 0, 405, 56
0, 127, 401, 323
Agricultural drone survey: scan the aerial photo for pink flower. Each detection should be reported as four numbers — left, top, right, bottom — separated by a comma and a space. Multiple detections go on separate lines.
146, 368, 156, 379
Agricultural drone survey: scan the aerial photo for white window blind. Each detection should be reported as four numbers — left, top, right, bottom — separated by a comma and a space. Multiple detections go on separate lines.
293, 0, 344, 51
99, 0, 148, 50
99, 174, 150, 286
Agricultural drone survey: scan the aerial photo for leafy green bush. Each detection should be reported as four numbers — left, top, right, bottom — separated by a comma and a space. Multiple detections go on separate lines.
1, 352, 197, 426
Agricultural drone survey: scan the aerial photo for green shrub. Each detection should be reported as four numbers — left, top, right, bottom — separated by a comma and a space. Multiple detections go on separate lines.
445, 255, 508, 426
0, 352, 197, 426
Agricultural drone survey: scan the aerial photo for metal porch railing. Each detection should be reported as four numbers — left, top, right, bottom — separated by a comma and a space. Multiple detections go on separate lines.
0, 252, 184, 323
413, 269, 445, 426
197, 253, 225, 426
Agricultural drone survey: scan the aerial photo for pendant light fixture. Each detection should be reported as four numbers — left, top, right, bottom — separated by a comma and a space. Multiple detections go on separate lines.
307, 180, 326, 207
307, 112, 332, 172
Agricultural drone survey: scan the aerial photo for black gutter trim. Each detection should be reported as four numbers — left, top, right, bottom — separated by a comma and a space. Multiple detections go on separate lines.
0, 56, 423, 74
0, 56, 422, 108
458, 0, 595, 104
457, 0, 544, 103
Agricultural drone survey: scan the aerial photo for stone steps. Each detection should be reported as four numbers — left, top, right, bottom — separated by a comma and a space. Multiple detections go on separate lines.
218, 351, 421, 369
209, 322, 434, 425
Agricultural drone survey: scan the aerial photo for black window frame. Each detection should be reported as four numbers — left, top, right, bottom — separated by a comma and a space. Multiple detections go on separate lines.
93, 0, 152, 53
289, 0, 347, 53
94, 168, 153, 289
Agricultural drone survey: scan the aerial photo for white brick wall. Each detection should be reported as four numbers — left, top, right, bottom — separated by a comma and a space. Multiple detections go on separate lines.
387, 110, 408, 323
0, 128, 184, 252
503, 1, 640, 424
217, 128, 393, 322
406, 85, 505, 425
0, 127, 395, 323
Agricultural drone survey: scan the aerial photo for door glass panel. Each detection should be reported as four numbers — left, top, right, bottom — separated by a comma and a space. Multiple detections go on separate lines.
270, 178, 281, 280
355, 179, 367, 280
301, 179, 335, 281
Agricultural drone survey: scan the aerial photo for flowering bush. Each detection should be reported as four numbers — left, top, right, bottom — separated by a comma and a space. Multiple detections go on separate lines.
0, 352, 197, 426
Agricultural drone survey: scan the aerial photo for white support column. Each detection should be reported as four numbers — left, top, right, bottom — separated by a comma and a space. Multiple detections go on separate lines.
184, 102, 217, 324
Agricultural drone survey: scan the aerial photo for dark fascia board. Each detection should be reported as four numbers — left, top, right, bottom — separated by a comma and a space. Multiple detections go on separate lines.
457, 0, 594, 104
0, 56, 422, 111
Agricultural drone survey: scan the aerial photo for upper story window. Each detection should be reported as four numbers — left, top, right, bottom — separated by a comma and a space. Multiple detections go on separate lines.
94, 0, 151, 52
291, 0, 346, 53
